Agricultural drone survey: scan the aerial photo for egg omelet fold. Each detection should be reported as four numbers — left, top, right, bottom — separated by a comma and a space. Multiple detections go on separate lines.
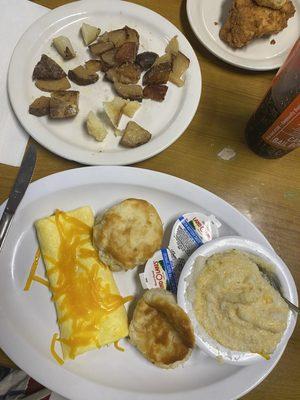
35, 206, 129, 360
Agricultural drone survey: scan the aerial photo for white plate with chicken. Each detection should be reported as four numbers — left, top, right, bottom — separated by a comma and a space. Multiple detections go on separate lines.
8, 0, 201, 165
187, 0, 299, 70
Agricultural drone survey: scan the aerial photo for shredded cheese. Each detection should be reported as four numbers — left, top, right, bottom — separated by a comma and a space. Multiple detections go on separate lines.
24, 249, 49, 290
114, 340, 125, 352
42, 210, 132, 361
50, 333, 64, 365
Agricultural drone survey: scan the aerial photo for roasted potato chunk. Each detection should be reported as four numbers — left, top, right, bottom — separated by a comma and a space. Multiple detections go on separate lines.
100, 48, 118, 70
107, 26, 139, 48
142, 62, 172, 86
105, 62, 141, 84
114, 82, 143, 102
49, 90, 79, 119
85, 60, 102, 73
52, 36, 76, 60
115, 42, 138, 64
68, 65, 99, 85
166, 36, 179, 54
122, 101, 141, 117
120, 121, 151, 148
32, 54, 66, 80
86, 111, 108, 141
89, 41, 114, 56
35, 77, 71, 92
143, 85, 168, 102
107, 28, 127, 47
81, 23, 101, 45
169, 52, 190, 87
103, 97, 127, 127
153, 53, 172, 66
97, 31, 110, 43
124, 26, 139, 47
136, 52, 158, 70
29, 96, 50, 116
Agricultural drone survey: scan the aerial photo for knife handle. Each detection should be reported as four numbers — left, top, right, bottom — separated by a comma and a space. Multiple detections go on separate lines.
0, 212, 13, 252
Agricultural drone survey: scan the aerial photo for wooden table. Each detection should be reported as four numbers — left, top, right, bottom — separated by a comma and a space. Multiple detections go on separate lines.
0, 0, 299, 398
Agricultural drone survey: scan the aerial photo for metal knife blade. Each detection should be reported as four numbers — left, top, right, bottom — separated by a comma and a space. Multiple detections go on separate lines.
0, 144, 37, 252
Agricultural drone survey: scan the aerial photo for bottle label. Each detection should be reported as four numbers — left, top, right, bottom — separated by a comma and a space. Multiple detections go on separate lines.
262, 95, 300, 150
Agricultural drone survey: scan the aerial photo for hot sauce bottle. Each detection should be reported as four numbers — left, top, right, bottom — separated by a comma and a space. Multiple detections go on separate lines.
245, 39, 300, 159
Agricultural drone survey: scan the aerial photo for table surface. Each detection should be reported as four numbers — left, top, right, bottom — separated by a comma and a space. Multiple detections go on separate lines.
0, 0, 299, 399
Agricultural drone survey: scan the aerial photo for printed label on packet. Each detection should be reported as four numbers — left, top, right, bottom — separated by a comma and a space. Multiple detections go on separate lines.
139, 212, 221, 294
169, 213, 221, 284
139, 248, 177, 294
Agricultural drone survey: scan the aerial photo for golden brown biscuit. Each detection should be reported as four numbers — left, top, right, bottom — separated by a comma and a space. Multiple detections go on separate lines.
93, 199, 163, 271
129, 289, 195, 369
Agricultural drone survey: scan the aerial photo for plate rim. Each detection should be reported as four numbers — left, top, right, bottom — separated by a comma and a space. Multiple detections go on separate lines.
8, 0, 202, 166
0, 166, 295, 400
186, 0, 298, 71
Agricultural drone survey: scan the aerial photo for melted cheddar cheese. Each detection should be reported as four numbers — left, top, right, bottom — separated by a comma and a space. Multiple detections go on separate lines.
35, 207, 132, 361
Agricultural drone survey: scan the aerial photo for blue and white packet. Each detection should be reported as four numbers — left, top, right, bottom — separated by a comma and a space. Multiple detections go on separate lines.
139, 212, 221, 294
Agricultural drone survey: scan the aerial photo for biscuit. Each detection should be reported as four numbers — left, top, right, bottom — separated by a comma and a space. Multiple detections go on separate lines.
93, 199, 163, 271
129, 289, 195, 369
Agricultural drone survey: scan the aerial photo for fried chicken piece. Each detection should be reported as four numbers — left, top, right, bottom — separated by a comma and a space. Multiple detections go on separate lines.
220, 0, 295, 48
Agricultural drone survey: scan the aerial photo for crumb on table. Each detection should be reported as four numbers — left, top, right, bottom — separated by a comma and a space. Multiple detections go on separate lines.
214, 21, 219, 26
270, 39, 276, 45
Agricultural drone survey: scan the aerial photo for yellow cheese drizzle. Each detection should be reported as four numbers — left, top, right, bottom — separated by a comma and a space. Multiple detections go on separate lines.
114, 340, 125, 352
43, 210, 133, 362
24, 249, 49, 291
50, 333, 64, 365
258, 353, 271, 360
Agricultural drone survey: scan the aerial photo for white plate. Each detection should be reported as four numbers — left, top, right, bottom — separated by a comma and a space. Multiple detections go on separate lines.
8, 0, 201, 165
177, 236, 297, 365
0, 166, 297, 400
186, 0, 300, 70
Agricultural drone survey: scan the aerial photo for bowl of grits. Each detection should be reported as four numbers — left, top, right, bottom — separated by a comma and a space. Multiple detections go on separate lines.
177, 236, 298, 365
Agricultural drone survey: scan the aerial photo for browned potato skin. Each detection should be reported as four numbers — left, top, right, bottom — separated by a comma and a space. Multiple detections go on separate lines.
100, 48, 118, 71
107, 26, 139, 48
136, 52, 158, 70
115, 42, 138, 64
35, 77, 71, 92
120, 121, 151, 148
68, 66, 99, 86
32, 54, 66, 80
169, 52, 190, 87
105, 62, 141, 84
124, 26, 139, 47
29, 96, 50, 116
49, 91, 79, 119
85, 60, 102, 73
89, 41, 114, 56
142, 62, 172, 86
114, 82, 143, 102
143, 85, 168, 102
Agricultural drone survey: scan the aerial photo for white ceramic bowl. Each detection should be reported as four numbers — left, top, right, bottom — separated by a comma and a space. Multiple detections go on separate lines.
177, 236, 298, 366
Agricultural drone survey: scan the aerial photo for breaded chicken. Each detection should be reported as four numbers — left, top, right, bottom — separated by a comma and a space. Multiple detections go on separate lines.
220, 0, 295, 48
129, 289, 195, 369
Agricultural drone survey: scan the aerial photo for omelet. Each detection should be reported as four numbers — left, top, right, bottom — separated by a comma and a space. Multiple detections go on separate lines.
35, 206, 130, 361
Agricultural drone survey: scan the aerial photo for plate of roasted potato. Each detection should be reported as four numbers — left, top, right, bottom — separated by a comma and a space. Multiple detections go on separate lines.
8, 0, 201, 165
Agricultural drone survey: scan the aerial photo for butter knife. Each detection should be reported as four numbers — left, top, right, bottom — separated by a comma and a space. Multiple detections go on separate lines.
0, 144, 37, 252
